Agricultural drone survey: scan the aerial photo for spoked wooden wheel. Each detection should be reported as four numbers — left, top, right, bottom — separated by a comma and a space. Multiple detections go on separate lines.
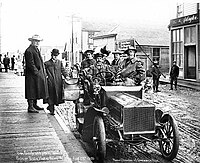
93, 116, 106, 162
159, 114, 179, 160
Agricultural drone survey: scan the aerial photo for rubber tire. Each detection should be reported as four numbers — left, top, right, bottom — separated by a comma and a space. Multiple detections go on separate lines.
93, 116, 106, 162
75, 103, 83, 134
159, 114, 179, 161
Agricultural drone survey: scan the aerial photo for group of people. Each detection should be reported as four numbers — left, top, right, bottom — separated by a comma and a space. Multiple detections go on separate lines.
151, 60, 179, 92
24, 34, 70, 115
24, 33, 179, 115
0, 53, 24, 76
81, 45, 145, 86
0, 54, 15, 72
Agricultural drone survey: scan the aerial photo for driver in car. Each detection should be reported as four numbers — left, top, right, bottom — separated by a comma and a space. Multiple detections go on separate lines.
87, 52, 113, 86
118, 46, 145, 86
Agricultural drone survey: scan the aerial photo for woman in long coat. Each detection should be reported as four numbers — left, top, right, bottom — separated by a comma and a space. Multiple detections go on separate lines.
24, 34, 49, 113
44, 49, 69, 115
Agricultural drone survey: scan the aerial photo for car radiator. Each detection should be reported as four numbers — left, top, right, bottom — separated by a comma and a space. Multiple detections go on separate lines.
123, 100, 155, 134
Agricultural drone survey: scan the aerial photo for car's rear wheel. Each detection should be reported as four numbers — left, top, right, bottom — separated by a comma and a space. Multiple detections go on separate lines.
159, 114, 179, 160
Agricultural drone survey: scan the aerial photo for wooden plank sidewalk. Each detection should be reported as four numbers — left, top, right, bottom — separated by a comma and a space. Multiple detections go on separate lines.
0, 71, 91, 163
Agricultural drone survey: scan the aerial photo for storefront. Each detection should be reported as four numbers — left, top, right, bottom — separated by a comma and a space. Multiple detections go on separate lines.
169, 12, 200, 81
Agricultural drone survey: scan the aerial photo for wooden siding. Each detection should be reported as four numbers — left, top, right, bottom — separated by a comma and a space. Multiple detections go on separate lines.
183, 3, 198, 16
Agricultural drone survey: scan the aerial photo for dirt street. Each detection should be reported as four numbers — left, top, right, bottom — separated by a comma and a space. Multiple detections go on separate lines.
58, 83, 200, 163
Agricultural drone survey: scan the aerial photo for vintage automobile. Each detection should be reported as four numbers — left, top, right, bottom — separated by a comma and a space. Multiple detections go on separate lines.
63, 69, 179, 162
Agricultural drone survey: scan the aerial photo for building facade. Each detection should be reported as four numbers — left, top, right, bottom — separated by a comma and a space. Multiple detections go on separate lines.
169, 3, 200, 82
118, 39, 169, 73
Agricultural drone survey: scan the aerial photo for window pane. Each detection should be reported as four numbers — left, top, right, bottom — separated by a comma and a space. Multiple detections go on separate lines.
177, 29, 180, 41
180, 54, 183, 67
190, 26, 196, 43
153, 48, 160, 57
172, 30, 176, 42
185, 27, 190, 44
180, 29, 183, 41
173, 43, 177, 54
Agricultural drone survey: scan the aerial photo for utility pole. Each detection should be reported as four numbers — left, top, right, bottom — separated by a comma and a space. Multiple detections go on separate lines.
71, 14, 74, 65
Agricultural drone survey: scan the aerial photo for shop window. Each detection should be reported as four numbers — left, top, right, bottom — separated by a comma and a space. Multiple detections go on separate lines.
172, 28, 183, 68
185, 26, 196, 44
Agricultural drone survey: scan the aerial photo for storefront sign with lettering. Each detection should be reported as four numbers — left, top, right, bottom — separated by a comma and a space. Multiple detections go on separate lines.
170, 13, 199, 27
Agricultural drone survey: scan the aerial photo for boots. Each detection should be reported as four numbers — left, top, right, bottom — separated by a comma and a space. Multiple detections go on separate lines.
27, 99, 39, 113
33, 100, 44, 110
47, 104, 55, 115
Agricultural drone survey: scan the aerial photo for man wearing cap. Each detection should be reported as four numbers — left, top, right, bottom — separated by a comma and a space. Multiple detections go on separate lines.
118, 46, 145, 86
111, 50, 123, 66
88, 52, 113, 85
81, 49, 96, 70
151, 60, 161, 92
24, 34, 48, 113
169, 60, 179, 90
44, 49, 69, 115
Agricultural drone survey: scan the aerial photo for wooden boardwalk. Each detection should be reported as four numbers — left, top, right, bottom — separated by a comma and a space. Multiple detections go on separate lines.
0, 71, 91, 163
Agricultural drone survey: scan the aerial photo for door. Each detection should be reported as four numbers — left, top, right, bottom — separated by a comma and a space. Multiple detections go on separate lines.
185, 46, 196, 79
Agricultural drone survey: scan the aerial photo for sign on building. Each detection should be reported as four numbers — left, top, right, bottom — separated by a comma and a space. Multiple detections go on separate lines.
118, 39, 136, 50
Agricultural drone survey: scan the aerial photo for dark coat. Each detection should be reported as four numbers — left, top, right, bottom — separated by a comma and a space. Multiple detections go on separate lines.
151, 65, 161, 79
44, 59, 68, 105
24, 45, 49, 99
170, 65, 179, 78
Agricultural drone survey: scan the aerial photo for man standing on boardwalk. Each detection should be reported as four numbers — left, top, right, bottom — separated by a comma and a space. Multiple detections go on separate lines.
24, 34, 49, 113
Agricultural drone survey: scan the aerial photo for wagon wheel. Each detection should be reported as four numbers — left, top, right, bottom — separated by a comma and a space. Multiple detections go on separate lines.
159, 114, 179, 161
93, 116, 106, 162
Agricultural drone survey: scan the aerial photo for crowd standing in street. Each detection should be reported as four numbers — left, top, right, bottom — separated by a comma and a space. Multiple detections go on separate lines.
151, 60, 161, 92
3, 53, 10, 72
44, 49, 70, 115
170, 60, 179, 90
24, 34, 49, 113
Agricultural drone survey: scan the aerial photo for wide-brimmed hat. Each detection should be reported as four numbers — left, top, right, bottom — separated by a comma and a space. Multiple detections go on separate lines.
28, 34, 43, 41
94, 53, 103, 59
51, 49, 60, 56
100, 46, 111, 56
124, 46, 137, 55
84, 49, 94, 56
112, 50, 123, 55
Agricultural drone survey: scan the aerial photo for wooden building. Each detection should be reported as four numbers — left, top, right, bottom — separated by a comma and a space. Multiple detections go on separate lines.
169, 3, 200, 84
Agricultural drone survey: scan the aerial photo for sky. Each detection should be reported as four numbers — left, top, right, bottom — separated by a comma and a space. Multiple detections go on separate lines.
0, 0, 198, 53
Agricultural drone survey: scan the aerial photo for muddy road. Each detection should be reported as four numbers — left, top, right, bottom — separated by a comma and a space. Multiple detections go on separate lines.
58, 83, 200, 163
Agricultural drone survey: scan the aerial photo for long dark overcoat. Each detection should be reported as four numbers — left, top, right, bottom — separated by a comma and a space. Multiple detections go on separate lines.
24, 45, 49, 99
44, 59, 68, 105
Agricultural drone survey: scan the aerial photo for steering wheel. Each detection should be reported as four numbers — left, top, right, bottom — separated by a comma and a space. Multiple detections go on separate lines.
94, 71, 114, 85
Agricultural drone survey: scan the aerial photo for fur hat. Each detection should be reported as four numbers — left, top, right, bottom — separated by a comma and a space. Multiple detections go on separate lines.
124, 46, 137, 55
51, 49, 60, 56
100, 46, 111, 56
28, 34, 43, 41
